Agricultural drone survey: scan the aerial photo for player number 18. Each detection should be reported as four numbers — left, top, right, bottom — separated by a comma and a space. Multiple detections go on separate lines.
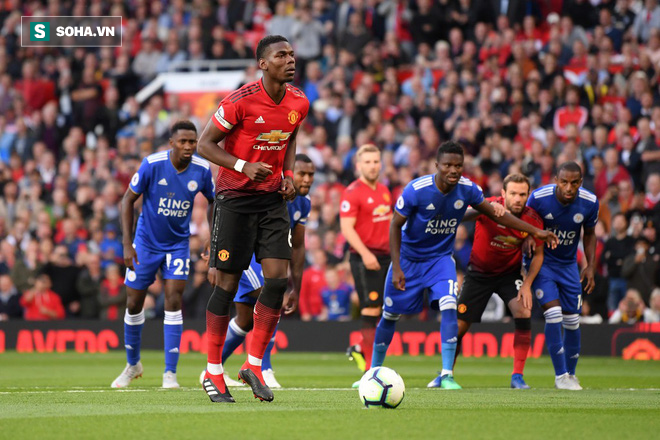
447, 279, 458, 297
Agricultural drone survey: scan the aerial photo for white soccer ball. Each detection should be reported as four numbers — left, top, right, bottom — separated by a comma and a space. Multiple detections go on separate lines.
358, 366, 405, 409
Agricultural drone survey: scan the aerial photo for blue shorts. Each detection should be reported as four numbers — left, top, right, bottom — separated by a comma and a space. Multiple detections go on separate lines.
531, 263, 583, 314
124, 242, 190, 291
383, 255, 458, 315
234, 255, 263, 305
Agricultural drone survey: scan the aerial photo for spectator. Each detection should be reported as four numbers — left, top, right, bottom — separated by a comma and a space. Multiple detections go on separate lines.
75, 253, 102, 319
320, 266, 354, 321
99, 263, 126, 320
594, 148, 633, 199
621, 237, 659, 305
99, 223, 123, 269
20, 273, 65, 321
0, 274, 22, 320
608, 288, 652, 324
645, 174, 660, 210
602, 213, 635, 313
40, 244, 81, 317
646, 288, 660, 323
299, 249, 327, 321
553, 86, 589, 140
632, 0, 660, 42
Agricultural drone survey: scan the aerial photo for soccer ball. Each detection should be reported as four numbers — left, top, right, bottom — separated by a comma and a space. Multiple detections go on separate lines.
358, 367, 405, 409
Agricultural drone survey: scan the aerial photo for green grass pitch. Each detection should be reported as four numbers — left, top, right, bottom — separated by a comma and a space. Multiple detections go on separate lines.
1, 351, 658, 439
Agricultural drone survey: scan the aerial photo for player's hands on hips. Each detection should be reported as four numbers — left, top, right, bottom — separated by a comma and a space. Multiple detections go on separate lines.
534, 229, 558, 249
207, 267, 217, 285
580, 265, 595, 294
279, 176, 296, 201
517, 283, 533, 310
392, 265, 406, 291
361, 251, 381, 271
283, 289, 298, 314
243, 162, 273, 182
123, 244, 139, 271
490, 202, 506, 217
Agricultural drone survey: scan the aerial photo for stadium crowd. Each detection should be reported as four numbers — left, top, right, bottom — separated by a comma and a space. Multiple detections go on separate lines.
0, 0, 659, 325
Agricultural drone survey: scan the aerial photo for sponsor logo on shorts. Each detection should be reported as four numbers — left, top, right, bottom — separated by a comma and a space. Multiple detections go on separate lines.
535, 289, 544, 299
218, 250, 230, 261
126, 271, 137, 282
384, 297, 393, 307
369, 291, 379, 301
187, 180, 198, 191
458, 304, 467, 313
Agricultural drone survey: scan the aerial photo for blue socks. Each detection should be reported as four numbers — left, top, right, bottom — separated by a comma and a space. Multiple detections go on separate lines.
440, 307, 458, 375
371, 312, 399, 369
562, 314, 581, 375
221, 317, 248, 364
163, 310, 183, 373
261, 326, 278, 371
124, 310, 145, 366
543, 306, 567, 376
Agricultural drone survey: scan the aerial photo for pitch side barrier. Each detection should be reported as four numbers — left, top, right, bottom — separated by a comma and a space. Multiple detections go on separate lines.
1, 321, 658, 360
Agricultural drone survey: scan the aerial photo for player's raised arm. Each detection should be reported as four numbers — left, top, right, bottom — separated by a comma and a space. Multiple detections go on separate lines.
285, 222, 305, 314
197, 119, 273, 182
473, 200, 558, 248
580, 226, 597, 294
390, 211, 407, 290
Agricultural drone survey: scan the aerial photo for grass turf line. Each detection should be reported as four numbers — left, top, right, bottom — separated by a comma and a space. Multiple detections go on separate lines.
0, 351, 658, 440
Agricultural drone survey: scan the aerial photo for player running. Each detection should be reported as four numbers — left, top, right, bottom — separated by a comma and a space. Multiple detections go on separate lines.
525, 162, 598, 390
197, 35, 308, 403
111, 120, 215, 389
202, 154, 315, 389
370, 141, 557, 390
455, 174, 544, 389
339, 144, 392, 385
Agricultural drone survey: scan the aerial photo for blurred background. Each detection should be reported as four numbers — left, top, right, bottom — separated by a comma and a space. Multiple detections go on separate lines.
0, 0, 659, 327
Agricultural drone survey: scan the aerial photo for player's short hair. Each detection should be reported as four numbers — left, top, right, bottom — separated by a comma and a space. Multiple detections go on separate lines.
356, 144, 380, 160
556, 161, 582, 178
295, 153, 313, 163
256, 35, 289, 61
436, 141, 464, 160
170, 120, 197, 136
503, 173, 531, 191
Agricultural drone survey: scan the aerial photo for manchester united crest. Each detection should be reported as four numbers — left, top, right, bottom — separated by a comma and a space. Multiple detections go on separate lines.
218, 250, 230, 261
288, 110, 299, 124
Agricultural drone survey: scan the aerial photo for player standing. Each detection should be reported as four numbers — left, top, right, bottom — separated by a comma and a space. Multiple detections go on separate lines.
209, 154, 315, 388
197, 35, 308, 403
370, 141, 557, 389
339, 144, 392, 385
526, 162, 598, 390
111, 120, 215, 388
455, 174, 544, 389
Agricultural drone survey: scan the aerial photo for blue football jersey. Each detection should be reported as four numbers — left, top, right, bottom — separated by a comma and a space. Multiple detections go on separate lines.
526, 184, 599, 265
395, 175, 484, 261
129, 151, 215, 251
288, 194, 311, 228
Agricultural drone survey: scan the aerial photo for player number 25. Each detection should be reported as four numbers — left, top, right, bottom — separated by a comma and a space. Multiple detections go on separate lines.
172, 258, 190, 276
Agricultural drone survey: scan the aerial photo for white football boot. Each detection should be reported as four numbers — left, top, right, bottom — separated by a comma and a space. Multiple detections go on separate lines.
111, 362, 143, 388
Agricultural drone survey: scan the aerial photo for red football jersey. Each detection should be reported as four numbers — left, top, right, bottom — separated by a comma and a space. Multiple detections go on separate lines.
339, 179, 392, 255
469, 196, 543, 275
212, 79, 309, 198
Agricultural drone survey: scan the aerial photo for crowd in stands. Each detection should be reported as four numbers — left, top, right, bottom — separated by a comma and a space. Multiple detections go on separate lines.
1, 0, 660, 324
